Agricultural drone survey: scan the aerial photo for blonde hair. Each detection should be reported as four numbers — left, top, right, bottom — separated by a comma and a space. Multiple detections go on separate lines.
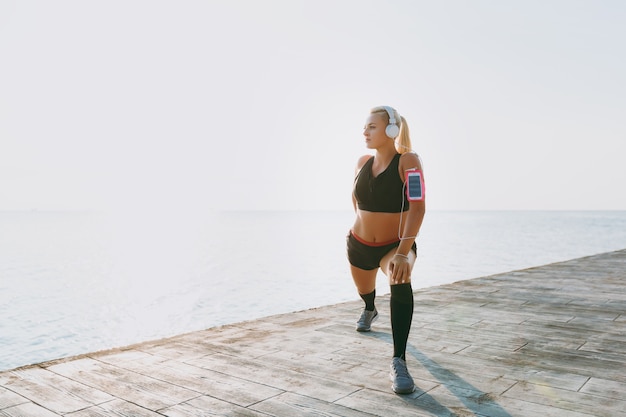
370, 106, 412, 154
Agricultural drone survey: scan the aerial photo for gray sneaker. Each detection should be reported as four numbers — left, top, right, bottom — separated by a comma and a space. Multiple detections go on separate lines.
356, 308, 378, 332
390, 357, 416, 394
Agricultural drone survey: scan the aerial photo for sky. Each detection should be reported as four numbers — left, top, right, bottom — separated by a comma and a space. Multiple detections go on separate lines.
1, 0, 625, 212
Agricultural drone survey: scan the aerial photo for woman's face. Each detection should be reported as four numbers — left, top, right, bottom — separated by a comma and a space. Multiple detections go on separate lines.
363, 113, 389, 149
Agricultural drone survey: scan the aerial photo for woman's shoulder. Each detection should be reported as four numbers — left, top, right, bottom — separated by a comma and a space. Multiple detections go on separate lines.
399, 151, 422, 170
353, 154, 373, 176
356, 154, 374, 168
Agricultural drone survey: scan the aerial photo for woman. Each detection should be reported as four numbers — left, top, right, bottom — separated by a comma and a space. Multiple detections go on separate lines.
347, 105, 426, 394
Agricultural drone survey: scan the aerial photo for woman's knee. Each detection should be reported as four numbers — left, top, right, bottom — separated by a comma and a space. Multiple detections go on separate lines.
350, 266, 377, 294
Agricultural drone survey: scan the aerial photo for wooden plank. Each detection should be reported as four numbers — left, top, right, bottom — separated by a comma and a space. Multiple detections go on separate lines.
503, 380, 626, 417
0, 402, 60, 417
47, 358, 199, 411
0, 367, 113, 414
0, 387, 28, 410
187, 352, 361, 403
160, 395, 274, 417
487, 397, 597, 417
65, 399, 166, 416
579, 377, 626, 401
96, 351, 284, 408
251, 392, 378, 417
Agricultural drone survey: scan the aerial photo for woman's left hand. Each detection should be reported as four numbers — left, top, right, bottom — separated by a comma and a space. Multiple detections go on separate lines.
389, 254, 411, 284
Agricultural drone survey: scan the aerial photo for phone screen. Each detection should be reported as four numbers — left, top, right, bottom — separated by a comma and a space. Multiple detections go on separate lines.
406, 171, 424, 201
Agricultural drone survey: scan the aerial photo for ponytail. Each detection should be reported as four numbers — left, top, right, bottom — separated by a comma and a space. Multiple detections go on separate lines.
395, 116, 412, 154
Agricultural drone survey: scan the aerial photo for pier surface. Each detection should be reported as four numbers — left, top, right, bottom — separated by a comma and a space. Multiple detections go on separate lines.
1, 250, 625, 416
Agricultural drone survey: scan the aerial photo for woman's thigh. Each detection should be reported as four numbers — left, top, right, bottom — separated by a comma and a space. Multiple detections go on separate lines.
350, 265, 378, 295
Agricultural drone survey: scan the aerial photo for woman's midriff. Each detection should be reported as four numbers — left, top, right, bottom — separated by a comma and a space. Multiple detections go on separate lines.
352, 210, 404, 244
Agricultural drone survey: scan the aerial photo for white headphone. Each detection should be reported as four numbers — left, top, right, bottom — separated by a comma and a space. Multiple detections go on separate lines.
382, 106, 400, 139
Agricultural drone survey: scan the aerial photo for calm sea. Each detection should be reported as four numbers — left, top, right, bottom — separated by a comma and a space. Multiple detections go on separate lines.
1, 210, 625, 371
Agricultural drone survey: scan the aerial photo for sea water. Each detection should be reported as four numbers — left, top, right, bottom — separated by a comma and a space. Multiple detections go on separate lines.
1, 210, 625, 371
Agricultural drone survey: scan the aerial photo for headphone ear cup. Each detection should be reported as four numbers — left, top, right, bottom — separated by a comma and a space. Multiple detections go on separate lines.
386, 123, 400, 139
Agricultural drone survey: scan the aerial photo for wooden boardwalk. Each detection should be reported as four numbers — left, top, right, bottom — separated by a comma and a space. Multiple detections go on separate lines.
1, 250, 625, 416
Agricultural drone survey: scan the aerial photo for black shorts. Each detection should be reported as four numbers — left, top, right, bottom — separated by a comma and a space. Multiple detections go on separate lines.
346, 231, 417, 271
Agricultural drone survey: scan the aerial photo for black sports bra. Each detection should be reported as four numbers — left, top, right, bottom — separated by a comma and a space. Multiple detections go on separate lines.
353, 154, 408, 213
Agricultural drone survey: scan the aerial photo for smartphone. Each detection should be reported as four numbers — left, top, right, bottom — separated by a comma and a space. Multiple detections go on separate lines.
405, 170, 425, 201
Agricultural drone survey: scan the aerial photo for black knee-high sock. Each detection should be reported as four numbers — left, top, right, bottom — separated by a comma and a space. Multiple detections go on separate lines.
390, 283, 414, 360
359, 289, 376, 311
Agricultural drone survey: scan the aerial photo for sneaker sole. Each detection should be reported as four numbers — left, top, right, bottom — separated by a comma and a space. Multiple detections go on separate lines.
391, 383, 416, 395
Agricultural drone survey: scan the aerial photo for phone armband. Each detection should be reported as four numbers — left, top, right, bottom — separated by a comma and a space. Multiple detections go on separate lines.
405, 170, 425, 201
